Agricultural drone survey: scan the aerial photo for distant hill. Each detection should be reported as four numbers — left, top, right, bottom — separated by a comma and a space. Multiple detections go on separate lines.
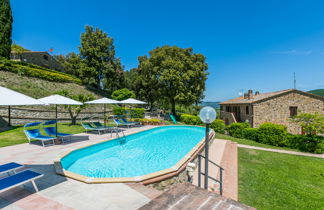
308, 89, 324, 97
199, 101, 220, 109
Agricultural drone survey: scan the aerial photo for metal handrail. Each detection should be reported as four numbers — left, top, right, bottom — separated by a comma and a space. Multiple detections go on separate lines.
198, 154, 224, 196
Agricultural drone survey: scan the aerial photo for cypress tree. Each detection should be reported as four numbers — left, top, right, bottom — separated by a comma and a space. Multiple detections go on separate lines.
0, 0, 13, 59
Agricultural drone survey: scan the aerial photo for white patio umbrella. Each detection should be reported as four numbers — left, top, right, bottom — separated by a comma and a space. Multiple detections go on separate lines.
38, 95, 83, 136
0, 86, 44, 126
85, 97, 119, 126
119, 98, 147, 104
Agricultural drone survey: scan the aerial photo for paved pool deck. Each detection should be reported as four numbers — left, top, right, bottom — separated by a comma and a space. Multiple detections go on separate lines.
0, 126, 159, 210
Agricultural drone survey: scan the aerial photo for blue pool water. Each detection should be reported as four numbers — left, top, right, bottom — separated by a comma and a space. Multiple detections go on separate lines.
61, 126, 205, 178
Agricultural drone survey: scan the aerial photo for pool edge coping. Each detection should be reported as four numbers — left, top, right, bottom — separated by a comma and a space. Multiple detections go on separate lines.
54, 125, 215, 184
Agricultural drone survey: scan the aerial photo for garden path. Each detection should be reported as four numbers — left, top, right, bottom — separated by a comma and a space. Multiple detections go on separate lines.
238, 144, 324, 158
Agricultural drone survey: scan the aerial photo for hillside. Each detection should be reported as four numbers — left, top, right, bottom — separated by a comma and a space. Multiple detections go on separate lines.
308, 89, 324, 97
0, 59, 81, 84
0, 71, 101, 99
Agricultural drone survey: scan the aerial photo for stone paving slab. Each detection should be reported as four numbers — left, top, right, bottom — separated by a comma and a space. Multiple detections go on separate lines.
0, 126, 155, 210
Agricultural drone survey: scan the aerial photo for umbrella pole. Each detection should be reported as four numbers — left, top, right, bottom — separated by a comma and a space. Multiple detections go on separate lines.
56, 105, 58, 137
8, 106, 11, 126
104, 104, 106, 127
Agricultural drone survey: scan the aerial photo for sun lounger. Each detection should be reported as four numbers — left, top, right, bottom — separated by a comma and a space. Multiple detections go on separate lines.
0, 162, 24, 175
113, 119, 134, 128
43, 127, 72, 143
121, 118, 140, 126
82, 122, 106, 134
92, 122, 120, 137
24, 122, 56, 147
169, 114, 177, 124
0, 170, 43, 193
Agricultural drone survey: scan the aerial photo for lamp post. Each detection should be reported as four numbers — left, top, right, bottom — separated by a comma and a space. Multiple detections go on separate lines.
199, 106, 217, 190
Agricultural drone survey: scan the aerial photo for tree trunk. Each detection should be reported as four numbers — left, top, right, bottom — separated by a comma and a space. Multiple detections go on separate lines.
68, 109, 77, 125
171, 98, 176, 116
71, 117, 77, 125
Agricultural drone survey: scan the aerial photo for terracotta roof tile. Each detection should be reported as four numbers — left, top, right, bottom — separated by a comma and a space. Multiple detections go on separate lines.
220, 89, 294, 104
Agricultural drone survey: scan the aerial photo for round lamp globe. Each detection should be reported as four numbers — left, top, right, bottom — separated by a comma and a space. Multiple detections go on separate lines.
199, 106, 217, 124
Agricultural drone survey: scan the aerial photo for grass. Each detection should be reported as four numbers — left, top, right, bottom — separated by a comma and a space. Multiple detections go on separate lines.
0, 123, 84, 147
215, 133, 299, 152
0, 71, 102, 98
238, 148, 324, 209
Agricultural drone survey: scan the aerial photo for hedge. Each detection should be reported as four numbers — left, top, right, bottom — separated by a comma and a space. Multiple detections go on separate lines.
242, 128, 259, 141
180, 114, 226, 134
229, 122, 324, 154
0, 59, 82, 84
227, 122, 250, 138
210, 119, 226, 134
113, 107, 145, 118
180, 114, 203, 125
257, 123, 289, 146
286, 135, 324, 154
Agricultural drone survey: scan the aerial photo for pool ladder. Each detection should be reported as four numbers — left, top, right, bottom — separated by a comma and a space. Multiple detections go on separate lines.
116, 128, 126, 145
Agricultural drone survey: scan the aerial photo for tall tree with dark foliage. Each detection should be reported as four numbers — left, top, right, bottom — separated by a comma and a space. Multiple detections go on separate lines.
0, 0, 13, 59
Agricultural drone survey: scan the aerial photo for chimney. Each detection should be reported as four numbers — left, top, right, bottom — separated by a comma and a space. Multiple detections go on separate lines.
248, 89, 253, 99
244, 93, 248, 99
255, 91, 260, 96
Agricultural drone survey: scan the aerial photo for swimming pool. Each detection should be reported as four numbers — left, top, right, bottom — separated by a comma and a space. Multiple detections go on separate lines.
55, 126, 211, 183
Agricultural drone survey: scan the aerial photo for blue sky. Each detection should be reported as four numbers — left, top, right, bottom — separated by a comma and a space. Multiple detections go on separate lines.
11, 0, 324, 101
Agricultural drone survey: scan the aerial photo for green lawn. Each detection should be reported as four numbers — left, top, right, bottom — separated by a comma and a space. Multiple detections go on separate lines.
0, 123, 84, 147
215, 133, 298, 152
238, 148, 324, 209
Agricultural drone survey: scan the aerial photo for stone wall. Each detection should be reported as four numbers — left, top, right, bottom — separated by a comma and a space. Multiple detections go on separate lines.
10, 52, 63, 71
220, 111, 237, 125
0, 107, 112, 125
253, 92, 324, 134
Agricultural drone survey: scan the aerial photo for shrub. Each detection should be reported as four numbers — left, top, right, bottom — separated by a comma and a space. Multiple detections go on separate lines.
180, 114, 203, 125
210, 119, 226, 134
286, 135, 324, 154
242, 128, 259, 141
111, 88, 136, 101
257, 122, 288, 146
130, 108, 145, 118
131, 118, 161, 125
0, 59, 82, 84
113, 107, 145, 118
228, 122, 250, 138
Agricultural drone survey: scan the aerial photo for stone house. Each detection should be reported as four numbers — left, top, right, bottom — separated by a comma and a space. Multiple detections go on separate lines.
10, 51, 63, 71
219, 89, 324, 134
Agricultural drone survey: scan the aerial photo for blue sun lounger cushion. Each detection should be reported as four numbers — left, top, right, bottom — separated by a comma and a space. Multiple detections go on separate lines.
0, 170, 43, 193
24, 129, 55, 147
0, 162, 24, 174
43, 127, 71, 137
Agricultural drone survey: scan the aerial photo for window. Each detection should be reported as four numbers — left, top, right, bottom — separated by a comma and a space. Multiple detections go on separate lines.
220, 106, 223, 111
246, 106, 249, 115
289, 106, 298, 117
43, 55, 49, 60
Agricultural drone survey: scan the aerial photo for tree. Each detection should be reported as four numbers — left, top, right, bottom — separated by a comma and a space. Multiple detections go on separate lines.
290, 112, 324, 135
137, 45, 208, 114
111, 88, 135, 101
136, 58, 161, 110
54, 53, 84, 77
79, 25, 123, 93
0, 0, 13, 59
56, 90, 95, 125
